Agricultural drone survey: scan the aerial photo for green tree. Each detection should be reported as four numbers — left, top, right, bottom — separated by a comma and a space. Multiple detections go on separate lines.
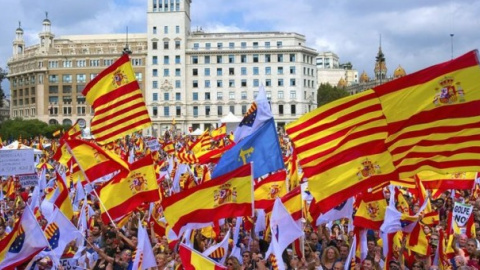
0, 67, 6, 115
0, 118, 68, 142
317, 83, 349, 107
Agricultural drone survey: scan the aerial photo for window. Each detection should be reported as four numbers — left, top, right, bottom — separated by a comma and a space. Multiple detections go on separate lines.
175, 40, 181, 49
163, 68, 170, 76
164, 26, 168, 34
164, 56, 169, 64
241, 42, 247, 49
193, 106, 198, 117
164, 93, 169, 101
253, 79, 259, 87
277, 54, 283, 62
48, 61, 58, 68
217, 55, 223, 64
76, 74, 86, 83
217, 68, 222, 76
291, 104, 296, 115
153, 69, 158, 77
241, 91, 247, 100
217, 92, 223, 100
152, 41, 158, 50
153, 81, 158, 89
228, 55, 235, 63
217, 80, 223, 87
164, 41, 169, 49
265, 54, 271, 62
193, 80, 198, 88
193, 68, 198, 76
229, 42, 235, 49
175, 68, 181, 76
278, 79, 284, 86
193, 92, 198, 100
153, 26, 157, 34
290, 78, 296, 86
241, 67, 247, 75
174, 55, 180, 64
176, 25, 180, 33
205, 80, 211, 88
90, 59, 100, 67
253, 67, 259, 75
278, 90, 284, 99
265, 41, 270, 48
277, 67, 284, 75
152, 56, 158, 65
206, 43, 211, 50
266, 91, 272, 100
192, 56, 198, 64
277, 41, 283, 48
193, 43, 199, 50
290, 53, 296, 62
205, 92, 211, 100
229, 68, 235, 75
48, 86, 58, 94
164, 106, 170, 116
253, 42, 259, 48
62, 85, 72, 94
217, 42, 223, 49
290, 66, 296, 74
290, 90, 296, 99
205, 106, 211, 116
265, 79, 271, 87
265, 67, 271, 75
49, 75, 58, 83
152, 106, 158, 116
175, 92, 181, 100
176, 106, 181, 116
229, 92, 235, 100
230, 105, 235, 114
153, 93, 158, 101
63, 60, 72, 68
76, 60, 86, 67
63, 107, 72, 115
253, 54, 259, 63
279, 104, 284, 115
217, 106, 223, 115
241, 79, 247, 87
205, 68, 211, 76
241, 55, 247, 63
229, 80, 235, 87
175, 80, 181, 88
205, 56, 210, 64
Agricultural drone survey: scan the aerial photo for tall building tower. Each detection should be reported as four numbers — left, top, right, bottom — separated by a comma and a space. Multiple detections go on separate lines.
13, 22, 25, 56
147, 0, 191, 136
374, 45, 387, 82
39, 13, 55, 53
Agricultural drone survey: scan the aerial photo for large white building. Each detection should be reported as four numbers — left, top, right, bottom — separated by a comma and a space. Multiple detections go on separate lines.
316, 51, 358, 88
146, 0, 318, 134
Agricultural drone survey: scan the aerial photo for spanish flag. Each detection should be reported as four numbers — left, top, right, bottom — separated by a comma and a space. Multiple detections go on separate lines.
211, 124, 227, 141
373, 50, 480, 178
97, 155, 160, 223
353, 188, 387, 230
254, 170, 287, 209
286, 90, 397, 213
82, 54, 151, 145
178, 243, 227, 270
52, 121, 82, 166
65, 139, 129, 182
161, 163, 253, 236
417, 171, 476, 193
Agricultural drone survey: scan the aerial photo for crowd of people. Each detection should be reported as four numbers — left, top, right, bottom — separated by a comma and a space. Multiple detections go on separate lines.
1, 130, 480, 270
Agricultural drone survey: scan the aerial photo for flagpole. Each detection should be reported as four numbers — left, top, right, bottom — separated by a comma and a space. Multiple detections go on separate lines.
64, 142, 119, 229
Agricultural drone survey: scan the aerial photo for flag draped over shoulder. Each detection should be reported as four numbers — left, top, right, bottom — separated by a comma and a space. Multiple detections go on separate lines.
286, 90, 397, 213
179, 243, 227, 270
82, 54, 151, 144
213, 118, 284, 179
0, 207, 49, 270
66, 139, 129, 182
234, 85, 273, 142
97, 155, 160, 223
162, 164, 253, 237
373, 50, 480, 178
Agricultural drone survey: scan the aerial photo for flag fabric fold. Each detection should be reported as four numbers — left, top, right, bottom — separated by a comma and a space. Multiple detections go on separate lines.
132, 220, 157, 270
179, 243, 227, 270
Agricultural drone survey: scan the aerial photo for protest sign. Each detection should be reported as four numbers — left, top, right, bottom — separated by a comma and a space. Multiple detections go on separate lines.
0, 149, 35, 176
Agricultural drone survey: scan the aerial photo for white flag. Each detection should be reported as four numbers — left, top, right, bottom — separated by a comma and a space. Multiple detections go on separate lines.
132, 220, 157, 270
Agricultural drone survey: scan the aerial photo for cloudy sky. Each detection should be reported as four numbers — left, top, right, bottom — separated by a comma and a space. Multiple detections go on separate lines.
1, 0, 479, 95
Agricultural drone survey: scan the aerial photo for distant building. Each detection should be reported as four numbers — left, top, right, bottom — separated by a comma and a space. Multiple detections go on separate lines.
346, 46, 406, 95
7, 16, 147, 128
316, 51, 358, 89
0, 99, 10, 122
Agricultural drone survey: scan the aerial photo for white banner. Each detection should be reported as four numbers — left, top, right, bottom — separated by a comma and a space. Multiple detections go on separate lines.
59, 258, 80, 270
18, 174, 38, 187
453, 202, 473, 227
0, 149, 35, 176
146, 138, 160, 152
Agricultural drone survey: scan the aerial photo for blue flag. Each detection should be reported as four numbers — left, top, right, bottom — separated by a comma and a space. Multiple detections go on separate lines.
212, 119, 284, 179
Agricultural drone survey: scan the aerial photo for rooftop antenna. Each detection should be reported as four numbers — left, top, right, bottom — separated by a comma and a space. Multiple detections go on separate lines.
123, 26, 132, 55
450, 33, 454, 60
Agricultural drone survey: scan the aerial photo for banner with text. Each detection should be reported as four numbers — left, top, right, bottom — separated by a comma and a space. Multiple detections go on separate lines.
0, 149, 35, 176
453, 201, 473, 227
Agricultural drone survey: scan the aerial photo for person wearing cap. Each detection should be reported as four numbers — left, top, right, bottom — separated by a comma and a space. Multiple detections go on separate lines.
388, 260, 401, 270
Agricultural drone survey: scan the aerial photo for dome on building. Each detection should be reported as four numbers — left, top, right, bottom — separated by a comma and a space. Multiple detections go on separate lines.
15, 22, 23, 34
393, 65, 406, 78
337, 77, 347, 88
359, 71, 369, 83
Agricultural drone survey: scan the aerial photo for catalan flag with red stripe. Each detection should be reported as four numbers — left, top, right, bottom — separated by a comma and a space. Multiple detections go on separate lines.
373, 50, 480, 179
162, 164, 253, 237
52, 121, 82, 166
286, 90, 397, 213
82, 54, 151, 145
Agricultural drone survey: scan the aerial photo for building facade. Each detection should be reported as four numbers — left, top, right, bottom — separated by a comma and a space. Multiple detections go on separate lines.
316, 51, 358, 88
7, 18, 147, 128
146, 0, 318, 134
